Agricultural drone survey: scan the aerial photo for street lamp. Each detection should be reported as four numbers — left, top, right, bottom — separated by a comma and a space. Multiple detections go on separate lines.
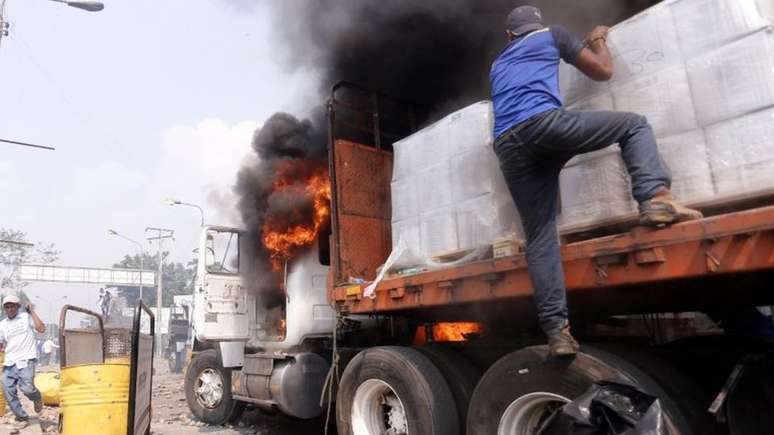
108, 229, 145, 303
47, 0, 104, 12
165, 198, 205, 227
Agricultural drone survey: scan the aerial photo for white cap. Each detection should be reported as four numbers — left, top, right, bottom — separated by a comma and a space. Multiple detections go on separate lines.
2, 295, 20, 306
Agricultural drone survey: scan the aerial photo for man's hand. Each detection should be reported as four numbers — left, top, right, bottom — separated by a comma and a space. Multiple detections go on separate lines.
585, 25, 610, 45
25, 303, 34, 313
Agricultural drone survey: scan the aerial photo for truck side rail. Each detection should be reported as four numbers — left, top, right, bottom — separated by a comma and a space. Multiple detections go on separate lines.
331, 205, 774, 314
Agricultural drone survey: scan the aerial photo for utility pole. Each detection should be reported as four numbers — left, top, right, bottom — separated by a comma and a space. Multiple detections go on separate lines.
146, 226, 174, 356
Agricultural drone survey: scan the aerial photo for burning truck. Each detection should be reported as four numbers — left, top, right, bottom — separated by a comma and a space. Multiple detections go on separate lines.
183, 0, 774, 434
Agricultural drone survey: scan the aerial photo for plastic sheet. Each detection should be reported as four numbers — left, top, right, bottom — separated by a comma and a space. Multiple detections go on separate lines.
389, 101, 524, 271
557, 0, 774, 232
538, 381, 667, 435
558, 147, 637, 231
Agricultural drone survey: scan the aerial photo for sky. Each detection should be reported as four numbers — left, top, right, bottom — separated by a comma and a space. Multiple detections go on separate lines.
0, 0, 318, 323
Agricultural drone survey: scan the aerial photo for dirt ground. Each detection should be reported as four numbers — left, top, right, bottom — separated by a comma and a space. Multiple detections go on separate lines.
0, 360, 334, 435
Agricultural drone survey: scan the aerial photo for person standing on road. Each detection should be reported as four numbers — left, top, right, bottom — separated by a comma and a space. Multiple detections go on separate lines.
0, 295, 45, 429
490, 6, 703, 357
42, 338, 59, 366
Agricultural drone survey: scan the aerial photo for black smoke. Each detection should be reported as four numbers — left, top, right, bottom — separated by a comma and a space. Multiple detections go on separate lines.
234, 0, 661, 296
267, 0, 661, 118
235, 112, 327, 296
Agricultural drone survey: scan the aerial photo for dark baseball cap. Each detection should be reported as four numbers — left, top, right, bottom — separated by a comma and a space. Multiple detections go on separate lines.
506, 5, 544, 36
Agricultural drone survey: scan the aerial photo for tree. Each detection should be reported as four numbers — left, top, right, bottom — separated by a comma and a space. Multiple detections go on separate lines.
0, 228, 59, 293
110, 251, 195, 306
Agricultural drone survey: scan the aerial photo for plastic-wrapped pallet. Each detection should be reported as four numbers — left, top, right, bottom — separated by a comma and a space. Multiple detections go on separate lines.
705, 107, 774, 196
389, 101, 524, 269
557, 0, 774, 233
657, 130, 715, 203
687, 28, 774, 127
611, 65, 698, 137
558, 147, 637, 231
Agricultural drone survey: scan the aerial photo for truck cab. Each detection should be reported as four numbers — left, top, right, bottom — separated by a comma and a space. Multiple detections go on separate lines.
187, 225, 336, 424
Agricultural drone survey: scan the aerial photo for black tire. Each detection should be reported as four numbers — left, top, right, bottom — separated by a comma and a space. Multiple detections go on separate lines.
184, 349, 245, 425
415, 344, 481, 430
336, 346, 459, 435
467, 345, 701, 435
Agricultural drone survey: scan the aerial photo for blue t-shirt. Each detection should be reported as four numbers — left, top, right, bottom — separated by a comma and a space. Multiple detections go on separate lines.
490, 25, 584, 139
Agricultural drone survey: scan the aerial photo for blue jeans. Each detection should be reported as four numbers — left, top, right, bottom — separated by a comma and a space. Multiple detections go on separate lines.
493, 109, 671, 336
2, 360, 41, 420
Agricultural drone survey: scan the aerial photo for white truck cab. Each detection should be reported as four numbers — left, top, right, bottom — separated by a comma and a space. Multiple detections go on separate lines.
187, 225, 336, 423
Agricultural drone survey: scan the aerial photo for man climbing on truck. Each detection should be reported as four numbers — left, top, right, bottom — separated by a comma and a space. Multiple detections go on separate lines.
489, 6, 703, 357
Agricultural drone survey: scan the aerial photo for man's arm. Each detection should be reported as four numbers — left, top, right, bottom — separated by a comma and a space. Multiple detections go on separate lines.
573, 25, 614, 81
27, 305, 46, 333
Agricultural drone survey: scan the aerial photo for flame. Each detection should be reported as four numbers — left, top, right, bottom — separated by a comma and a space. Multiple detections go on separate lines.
261, 165, 332, 271
413, 322, 484, 344
433, 322, 483, 341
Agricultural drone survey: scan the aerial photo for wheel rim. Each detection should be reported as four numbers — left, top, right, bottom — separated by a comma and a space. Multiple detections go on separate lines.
351, 379, 409, 435
195, 367, 224, 409
497, 392, 570, 435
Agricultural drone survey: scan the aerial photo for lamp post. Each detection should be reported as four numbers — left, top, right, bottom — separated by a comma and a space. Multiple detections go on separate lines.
46, 0, 104, 12
108, 229, 145, 303
165, 198, 205, 227
146, 227, 174, 356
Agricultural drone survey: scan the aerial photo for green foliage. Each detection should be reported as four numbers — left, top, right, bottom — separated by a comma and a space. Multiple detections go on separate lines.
110, 251, 195, 306
0, 228, 60, 292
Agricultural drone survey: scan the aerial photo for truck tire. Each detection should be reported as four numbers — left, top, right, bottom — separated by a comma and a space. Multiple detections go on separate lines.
467, 345, 697, 435
184, 349, 245, 425
415, 344, 481, 430
336, 346, 459, 435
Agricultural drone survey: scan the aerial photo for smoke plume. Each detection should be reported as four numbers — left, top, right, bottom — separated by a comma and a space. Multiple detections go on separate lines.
235, 0, 661, 295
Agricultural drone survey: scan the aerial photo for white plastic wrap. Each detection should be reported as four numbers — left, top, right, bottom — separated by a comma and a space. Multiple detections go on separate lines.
417, 162, 454, 211
566, 92, 615, 112
611, 66, 698, 137
558, 147, 637, 231
705, 106, 774, 195
557, 0, 774, 233
419, 206, 459, 257
390, 177, 418, 222
456, 193, 521, 250
606, 3, 682, 83
657, 130, 715, 203
388, 101, 524, 270
450, 148, 502, 201
687, 28, 774, 127
672, 0, 770, 57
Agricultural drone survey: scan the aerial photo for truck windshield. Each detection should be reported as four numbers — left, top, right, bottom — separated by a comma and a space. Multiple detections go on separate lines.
205, 230, 239, 274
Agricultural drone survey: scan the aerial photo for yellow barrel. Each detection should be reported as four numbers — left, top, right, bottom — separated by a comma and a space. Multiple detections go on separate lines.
34, 372, 61, 406
104, 356, 130, 365
60, 364, 130, 435
0, 352, 6, 415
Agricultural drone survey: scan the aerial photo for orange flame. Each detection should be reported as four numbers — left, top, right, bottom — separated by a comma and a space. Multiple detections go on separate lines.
261, 166, 331, 271
413, 322, 484, 344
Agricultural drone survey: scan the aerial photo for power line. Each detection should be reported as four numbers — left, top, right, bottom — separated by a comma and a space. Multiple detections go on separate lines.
0, 137, 55, 150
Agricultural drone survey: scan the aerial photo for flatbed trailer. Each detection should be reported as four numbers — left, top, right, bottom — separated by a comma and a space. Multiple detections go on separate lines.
322, 82, 774, 435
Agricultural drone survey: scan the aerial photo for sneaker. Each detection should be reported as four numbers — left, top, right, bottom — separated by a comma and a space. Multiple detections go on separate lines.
547, 322, 580, 357
639, 192, 703, 226
34, 398, 43, 413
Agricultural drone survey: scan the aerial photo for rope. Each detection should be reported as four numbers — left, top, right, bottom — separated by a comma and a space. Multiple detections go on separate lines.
320, 312, 342, 435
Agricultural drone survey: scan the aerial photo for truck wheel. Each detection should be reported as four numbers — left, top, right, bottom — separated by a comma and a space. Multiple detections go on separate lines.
336, 346, 459, 435
467, 346, 694, 435
415, 344, 481, 429
184, 349, 245, 425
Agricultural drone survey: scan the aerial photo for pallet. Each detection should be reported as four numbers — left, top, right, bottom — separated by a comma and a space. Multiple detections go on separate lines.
560, 189, 774, 245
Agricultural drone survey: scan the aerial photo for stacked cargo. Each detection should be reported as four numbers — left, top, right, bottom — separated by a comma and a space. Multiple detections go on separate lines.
390, 101, 523, 268
558, 0, 774, 232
